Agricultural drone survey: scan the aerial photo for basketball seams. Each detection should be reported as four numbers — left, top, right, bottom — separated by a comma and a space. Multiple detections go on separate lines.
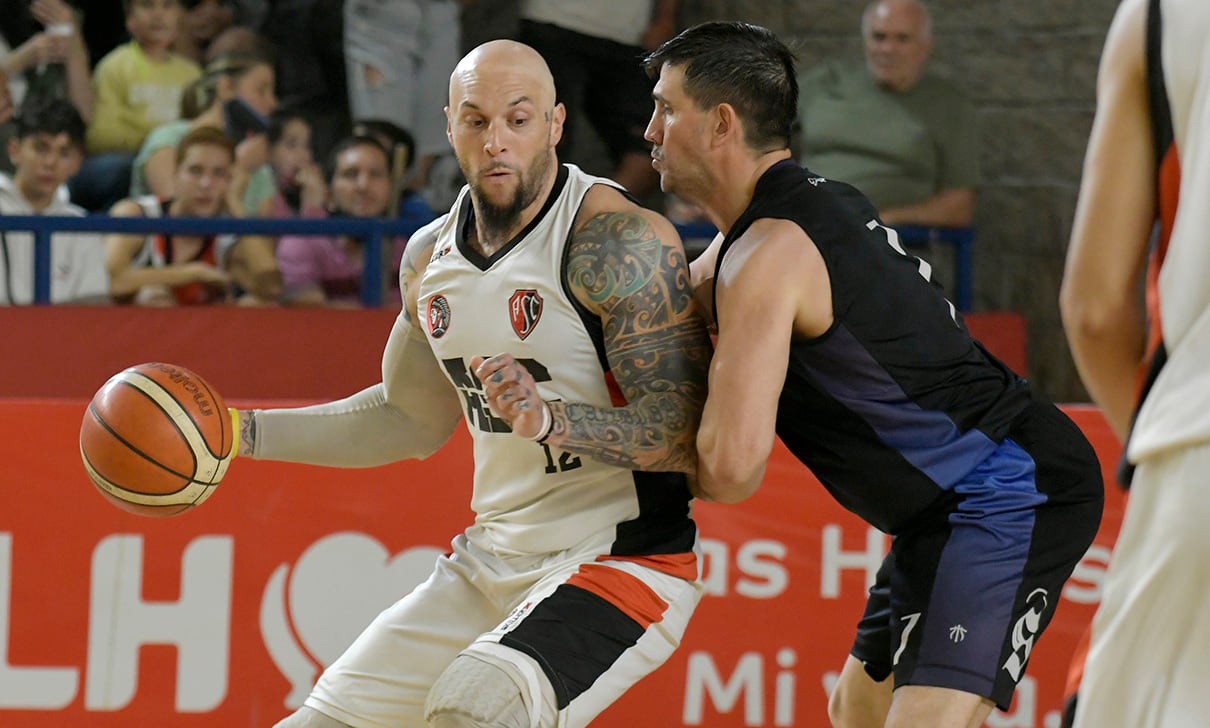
85, 400, 194, 481
119, 371, 226, 479
133, 364, 231, 461
79, 438, 212, 505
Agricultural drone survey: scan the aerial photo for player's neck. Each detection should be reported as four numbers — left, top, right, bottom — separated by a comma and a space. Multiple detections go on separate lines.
699, 150, 792, 235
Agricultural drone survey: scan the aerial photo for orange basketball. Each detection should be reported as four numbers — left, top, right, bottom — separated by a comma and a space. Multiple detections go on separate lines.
80, 362, 235, 517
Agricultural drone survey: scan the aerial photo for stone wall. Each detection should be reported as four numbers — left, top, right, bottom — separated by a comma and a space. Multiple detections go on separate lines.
678, 0, 1122, 401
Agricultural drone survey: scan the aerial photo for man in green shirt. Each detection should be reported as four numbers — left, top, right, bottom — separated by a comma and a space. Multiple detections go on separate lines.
798, 0, 976, 228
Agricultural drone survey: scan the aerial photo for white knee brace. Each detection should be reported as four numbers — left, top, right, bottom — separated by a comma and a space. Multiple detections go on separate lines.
425, 654, 533, 728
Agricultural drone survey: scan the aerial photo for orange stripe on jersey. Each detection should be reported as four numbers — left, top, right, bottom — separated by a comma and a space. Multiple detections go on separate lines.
567, 562, 668, 629
1139, 143, 1182, 398
600, 552, 699, 582
602, 370, 628, 407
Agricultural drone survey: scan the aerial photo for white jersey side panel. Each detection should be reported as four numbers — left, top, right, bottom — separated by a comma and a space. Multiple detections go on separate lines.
418, 165, 666, 556
1129, 0, 1210, 460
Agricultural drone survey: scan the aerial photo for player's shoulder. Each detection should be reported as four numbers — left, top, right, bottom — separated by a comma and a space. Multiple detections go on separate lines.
400, 212, 452, 275
735, 217, 815, 263
575, 183, 680, 244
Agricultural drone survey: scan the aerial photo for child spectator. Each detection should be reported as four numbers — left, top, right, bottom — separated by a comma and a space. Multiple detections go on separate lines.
276, 134, 398, 307
130, 51, 276, 216
0, 97, 106, 304
105, 126, 280, 305
75, 0, 200, 212
268, 108, 326, 218
86, 0, 199, 154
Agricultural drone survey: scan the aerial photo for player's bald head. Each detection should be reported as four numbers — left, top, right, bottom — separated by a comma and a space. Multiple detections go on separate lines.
449, 40, 558, 110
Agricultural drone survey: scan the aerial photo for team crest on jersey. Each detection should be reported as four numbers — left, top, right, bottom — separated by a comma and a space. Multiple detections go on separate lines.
427, 295, 451, 338
509, 289, 543, 340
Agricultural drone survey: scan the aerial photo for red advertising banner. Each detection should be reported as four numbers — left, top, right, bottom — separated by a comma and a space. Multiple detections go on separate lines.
0, 307, 1026, 401
1, 400, 1123, 727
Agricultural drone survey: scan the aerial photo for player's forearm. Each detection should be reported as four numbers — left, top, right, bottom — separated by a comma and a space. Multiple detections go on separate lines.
1062, 301, 1145, 442
543, 391, 702, 474
242, 384, 458, 466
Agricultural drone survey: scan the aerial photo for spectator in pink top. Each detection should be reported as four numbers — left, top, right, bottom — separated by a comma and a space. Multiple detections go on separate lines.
276, 134, 401, 307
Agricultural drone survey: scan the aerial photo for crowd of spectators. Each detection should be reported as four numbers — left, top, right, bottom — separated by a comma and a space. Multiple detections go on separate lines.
0, 0, 976, 308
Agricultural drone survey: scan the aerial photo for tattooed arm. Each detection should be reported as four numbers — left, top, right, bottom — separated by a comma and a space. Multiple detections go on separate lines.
476, 185, 712, 473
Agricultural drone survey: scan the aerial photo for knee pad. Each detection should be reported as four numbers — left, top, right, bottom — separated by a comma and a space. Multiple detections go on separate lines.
425, 654, 532, 728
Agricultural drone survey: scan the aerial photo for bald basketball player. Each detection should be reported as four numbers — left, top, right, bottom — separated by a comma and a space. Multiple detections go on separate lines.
238, 40, 712, 727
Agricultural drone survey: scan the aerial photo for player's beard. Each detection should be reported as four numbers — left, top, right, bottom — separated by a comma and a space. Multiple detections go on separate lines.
469, 146, 553, 238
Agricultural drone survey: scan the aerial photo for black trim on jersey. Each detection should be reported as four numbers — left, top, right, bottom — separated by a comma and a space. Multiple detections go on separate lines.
1146, 0, 1173, 165
456, 164, 570, 272
500, 583, 645, 709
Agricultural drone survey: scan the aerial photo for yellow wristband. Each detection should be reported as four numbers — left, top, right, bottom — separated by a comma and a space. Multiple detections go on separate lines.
228, 407, 240, 460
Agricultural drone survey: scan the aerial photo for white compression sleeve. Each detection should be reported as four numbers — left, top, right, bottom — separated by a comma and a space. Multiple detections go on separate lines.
252, 314, 464, 467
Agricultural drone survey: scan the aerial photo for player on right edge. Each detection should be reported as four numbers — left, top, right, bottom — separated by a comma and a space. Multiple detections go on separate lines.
1062, 0, 1210, 725
641, 21, 1104, 727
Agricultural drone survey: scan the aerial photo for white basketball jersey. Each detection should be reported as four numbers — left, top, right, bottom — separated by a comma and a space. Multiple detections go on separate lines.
1128, 0, 1210, 461
417, 164, 696, 557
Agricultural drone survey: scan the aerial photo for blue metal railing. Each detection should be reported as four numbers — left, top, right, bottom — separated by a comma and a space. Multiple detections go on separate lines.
7, 215, 419, 307
13, 216, 973, 311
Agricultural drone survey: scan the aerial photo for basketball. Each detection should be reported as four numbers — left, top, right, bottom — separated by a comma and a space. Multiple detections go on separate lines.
80, 362, 235, 517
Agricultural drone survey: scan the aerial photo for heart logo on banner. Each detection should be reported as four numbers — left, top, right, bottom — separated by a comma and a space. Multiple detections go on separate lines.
260, 532, 444, 707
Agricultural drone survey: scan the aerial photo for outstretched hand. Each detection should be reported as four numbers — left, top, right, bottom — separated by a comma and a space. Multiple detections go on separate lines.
471, 354, 552, 441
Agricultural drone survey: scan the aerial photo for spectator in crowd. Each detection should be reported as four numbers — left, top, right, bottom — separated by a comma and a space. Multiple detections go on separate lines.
105, 126, 279, 304
519, 0, 678, 198
351, 117, 436, 232
77, 0, 201, 212
797, 0, 976, 228
267, 107, 325, 218
0, 0, 94, 123
276, 134, 400, 307
130, 50, 277, 217
0, 97, 106, 305
344, 0, 460, 212
173, 0, 235, 65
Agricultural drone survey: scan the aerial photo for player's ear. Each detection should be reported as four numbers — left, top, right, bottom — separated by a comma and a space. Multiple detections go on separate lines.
712, 103, 739, 148
550, 102, 566, 148
445, 106, 453, 145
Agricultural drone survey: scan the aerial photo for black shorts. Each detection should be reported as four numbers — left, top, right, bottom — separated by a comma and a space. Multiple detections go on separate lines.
850, 401, 1103, 710
519, 20, 654, 161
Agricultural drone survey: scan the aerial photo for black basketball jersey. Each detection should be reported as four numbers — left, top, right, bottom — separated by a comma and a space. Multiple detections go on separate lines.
713, 160, 1032, 533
